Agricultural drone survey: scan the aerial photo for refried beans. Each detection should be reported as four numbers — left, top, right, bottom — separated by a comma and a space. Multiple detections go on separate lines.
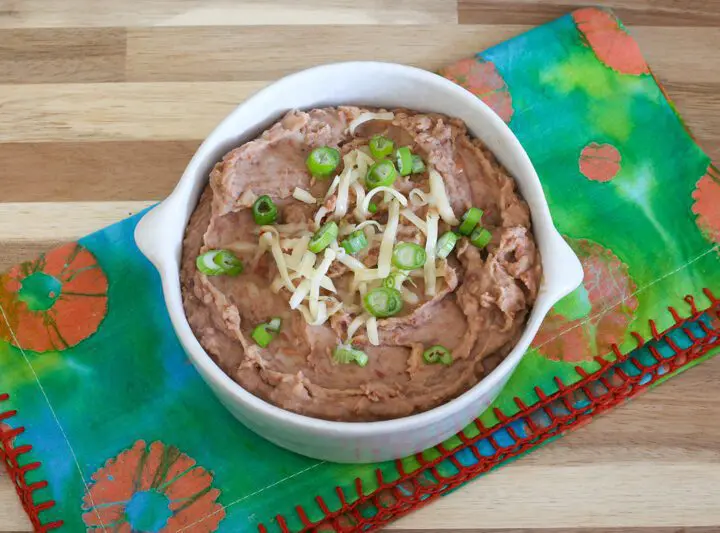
180, 107, 542, 422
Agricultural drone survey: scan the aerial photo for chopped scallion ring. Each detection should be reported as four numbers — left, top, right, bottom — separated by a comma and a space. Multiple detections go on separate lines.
470, 227, 492, 249
411, 154, 426, 174
363, 287, 404, 318
395, 146, 413, 176
333, 345, 369, 367
252, 195, 278, 225
458, 207, 483, 236
252, 324, 274, 348
341, 230, 368, 255
369, 135, 394, 159
368, 202, 378, 214
196, 250, 244, 276
306, 146, 340, 178
392, 242, 427, 270
366, 160, 398, 189
423, 345, 452, 365
308, 221, 338, 253
436, 232, 458, 259
266, 317, 282, 333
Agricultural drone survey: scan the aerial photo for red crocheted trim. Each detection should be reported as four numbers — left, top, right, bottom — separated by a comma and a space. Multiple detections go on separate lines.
0, 394, 63, 532
260, 289, 720, 532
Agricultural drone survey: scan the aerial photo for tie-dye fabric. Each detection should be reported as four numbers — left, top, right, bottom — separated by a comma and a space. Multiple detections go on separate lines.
1, 8, 718, 533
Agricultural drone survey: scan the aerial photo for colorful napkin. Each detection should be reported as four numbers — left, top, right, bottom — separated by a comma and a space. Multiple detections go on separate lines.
1, 7, 719, 533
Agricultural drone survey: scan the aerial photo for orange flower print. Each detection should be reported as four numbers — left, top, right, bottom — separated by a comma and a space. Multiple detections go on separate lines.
82, 441, 225, 532
0, 242, 108, 352
533, 239, 638, 362
691, 165, 720, 244
439, 57, 514, 123
579, 142, 621, 182
573, 7, 649, 76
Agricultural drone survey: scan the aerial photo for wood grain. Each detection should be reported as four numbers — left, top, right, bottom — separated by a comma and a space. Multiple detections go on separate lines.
1, 0, 719, 531
458, 0, 720, 26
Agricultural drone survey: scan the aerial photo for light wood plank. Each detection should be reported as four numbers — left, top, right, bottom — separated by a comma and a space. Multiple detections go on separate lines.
458, 0, 720, 26
0, 81, 265, 142
0, 28, 125, 84
0, 202, 154, 242
0, 81, 716, 159
0, 0, 457, 29
125, 26, 720, 85
0, 141, 198, 202
389, 357, 720, 529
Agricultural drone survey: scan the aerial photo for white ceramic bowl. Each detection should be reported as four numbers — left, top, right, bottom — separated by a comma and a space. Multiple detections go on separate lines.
135, 61, 583, 463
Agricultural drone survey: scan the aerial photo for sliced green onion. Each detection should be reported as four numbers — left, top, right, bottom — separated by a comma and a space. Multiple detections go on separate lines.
266, 317, 282, 333
366, 160, 397, 189
395, 146, 413, 177
423, 345, 451, 365
309, 221, 338, 253
252, 324, 274, 348
341, 230, 368, 255
458, 207, 483, 236
392, 242, 426, 270
196, 250, 244, 276
436, 232, 458, 259
470, 227, 492, 249
411, 154, 426, 174
363, 287, 404, 318
368, 202, 378, 214
306, 146, 340, 178
369, 135, 394, 159
252, 195, 278, 225
333, 345, 369, 367
383, 272, 400, 289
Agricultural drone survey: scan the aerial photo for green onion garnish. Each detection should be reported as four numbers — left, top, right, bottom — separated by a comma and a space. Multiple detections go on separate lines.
383, 272, 401, 289
308, 221, 338, 253
436, 232, 458, 259
366, 160, 398, 189
423, 345, 452, 365
411, 154, 426, 174
470, 227, 492, 249
252, 324, 274, 348
266, 317, 282, 333
196, 250, 244, 276
341, 230, 368, 255
306, 146, 340, 178
395, 146, 413, 177
363, 287, 404, 318
369, 135, 394, 160
333, 345, 369, 367
392, 242, 427, 270
368, 202, 378, 214
252, 195, 278, 225
458, 207, 483, 236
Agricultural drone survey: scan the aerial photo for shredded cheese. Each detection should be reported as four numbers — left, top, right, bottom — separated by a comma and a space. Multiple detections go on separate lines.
409, 188, 431, 207
377, 199, 400, 278
288, 235, 310, 268
293, 187, 317, 204
289, 279, 311, 309
313, 206, 329, 229
349, 111, 394, 136
347, 314, 366, 341
402, 287, 420, 304
335, 250, 368, 272
366, 317, 379, 346
351, 181, 366, 221
355, 268, 384, 282
308, 248, 336, 320
261, 232, 295, 292
334, 165, 354, 219
428, 168, 460, 225
423, 211, 439, 296
400, 208, 428, 235
324, 175, 341, 200
361, 187, 408, 215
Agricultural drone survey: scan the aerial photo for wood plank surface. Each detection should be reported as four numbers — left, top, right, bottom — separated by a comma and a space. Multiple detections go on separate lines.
1, 1, 718, 532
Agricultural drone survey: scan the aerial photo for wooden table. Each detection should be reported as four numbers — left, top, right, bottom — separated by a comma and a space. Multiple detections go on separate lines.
1, 1, 719, 531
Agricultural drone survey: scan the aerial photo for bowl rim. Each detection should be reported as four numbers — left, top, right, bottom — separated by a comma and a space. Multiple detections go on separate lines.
136, 61, 583, 436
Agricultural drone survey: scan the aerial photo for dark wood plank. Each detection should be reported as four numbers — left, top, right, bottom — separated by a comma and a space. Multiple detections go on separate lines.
458, 0, 720, 26
0, 28, 126, 84
0, 241, 60, 271
0, 141, 198, 202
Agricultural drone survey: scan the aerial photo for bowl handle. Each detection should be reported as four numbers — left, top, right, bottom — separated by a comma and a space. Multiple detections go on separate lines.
134, 201, 174, 272
546, 231, 584, 301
